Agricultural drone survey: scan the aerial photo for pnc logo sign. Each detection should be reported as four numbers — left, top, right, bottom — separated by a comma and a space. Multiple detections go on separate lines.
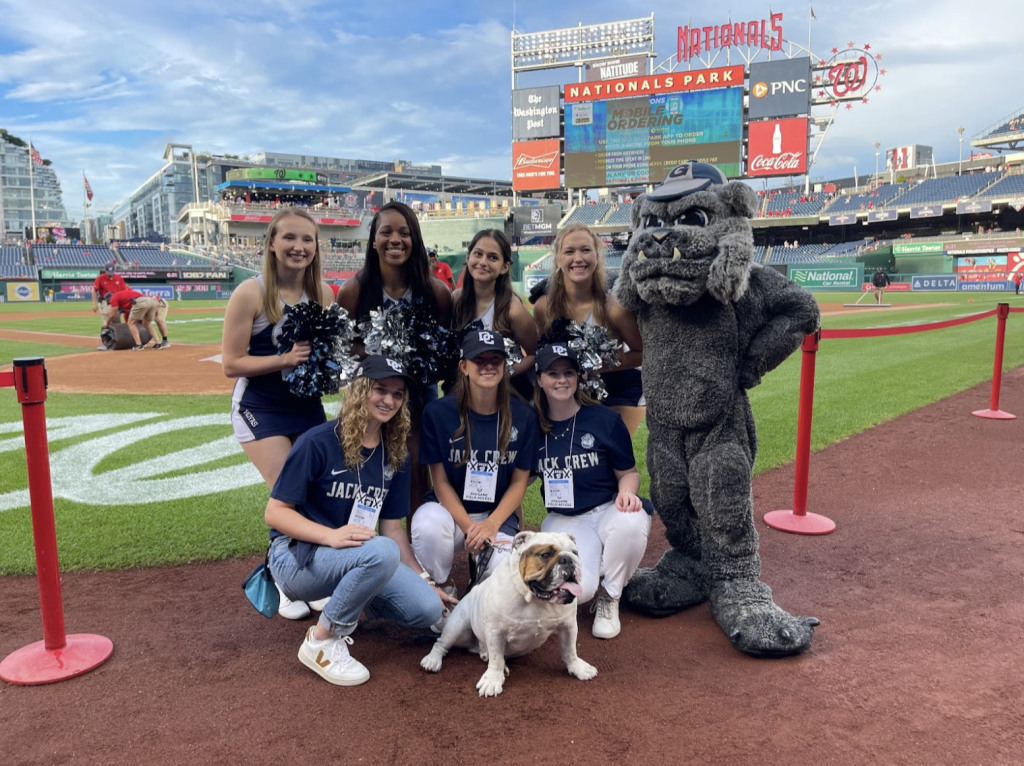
752, 78, 807, 98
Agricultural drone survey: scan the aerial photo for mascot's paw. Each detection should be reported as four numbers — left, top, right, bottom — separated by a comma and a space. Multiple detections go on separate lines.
623, 550, 708, 617
705, 233, 753, 305
710, 580, 819, 657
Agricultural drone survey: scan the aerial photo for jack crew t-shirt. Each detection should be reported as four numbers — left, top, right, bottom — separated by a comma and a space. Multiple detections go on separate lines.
419, 395, 538, 527
269, 420, 410, 540
535, 404, 641, 516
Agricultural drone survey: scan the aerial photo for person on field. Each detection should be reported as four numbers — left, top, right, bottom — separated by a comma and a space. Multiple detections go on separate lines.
92, 262, 127, 324
265, 356, 457, 687
104, 289, 170, 350
222, 207, 336, 620
1014, 270, 1023, 296
871, 267, 891, 304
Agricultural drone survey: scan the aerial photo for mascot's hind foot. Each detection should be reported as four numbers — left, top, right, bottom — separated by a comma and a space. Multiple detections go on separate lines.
710, 580, 819, 657
623, 549, 708, 617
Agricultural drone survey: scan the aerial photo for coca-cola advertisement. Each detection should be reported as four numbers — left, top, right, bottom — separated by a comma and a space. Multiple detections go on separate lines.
746, 117, 808, 177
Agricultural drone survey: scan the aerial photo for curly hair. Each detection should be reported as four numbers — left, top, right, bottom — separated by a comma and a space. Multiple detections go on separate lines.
335, 377, 410, 472
544, 222, 609, 332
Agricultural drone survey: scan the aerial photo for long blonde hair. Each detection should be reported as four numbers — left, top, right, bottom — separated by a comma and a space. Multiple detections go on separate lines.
452, 363, 513, 468
335, 377, 410, 472
544, 222, 609, 332
261, 207, 323, 325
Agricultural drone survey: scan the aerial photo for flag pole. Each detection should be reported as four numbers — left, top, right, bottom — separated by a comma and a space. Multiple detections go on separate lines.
82, 172, 88, 244
28, 137, 37, 241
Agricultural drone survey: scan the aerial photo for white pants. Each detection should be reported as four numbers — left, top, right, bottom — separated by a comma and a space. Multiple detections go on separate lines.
410, 502, 512, 585
541, 500, 651, 603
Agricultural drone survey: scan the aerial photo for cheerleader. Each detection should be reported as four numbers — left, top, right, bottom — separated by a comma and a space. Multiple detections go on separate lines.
533, 343, 651, 639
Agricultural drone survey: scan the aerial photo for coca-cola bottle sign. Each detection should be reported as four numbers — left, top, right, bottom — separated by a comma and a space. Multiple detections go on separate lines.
747, 118, 809, 176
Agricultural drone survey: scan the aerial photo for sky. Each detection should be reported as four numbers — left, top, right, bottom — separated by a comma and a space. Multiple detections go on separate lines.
0, 0, 1020, 219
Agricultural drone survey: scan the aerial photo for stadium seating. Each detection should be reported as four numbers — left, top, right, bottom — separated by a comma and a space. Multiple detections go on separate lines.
761, 189, 828, 218
322, 254, 363, 272
768, 244, 830, 263
604, 202, 633, 226
975, 173, 1024, 200
0, 246, 35, 278
117, 246, 178, 267
752, 245, 766, 264
885, 172, 1002, 207
562, 203, 612, 227
30, 244, 114, 267
821, 183, 910, 215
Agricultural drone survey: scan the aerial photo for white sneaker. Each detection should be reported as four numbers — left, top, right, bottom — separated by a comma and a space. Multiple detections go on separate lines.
297, 627, 369, 686
430, 585, 458, 634
308, 596, 330, 612
277, 583, 310, 620
591, 589, 621, 639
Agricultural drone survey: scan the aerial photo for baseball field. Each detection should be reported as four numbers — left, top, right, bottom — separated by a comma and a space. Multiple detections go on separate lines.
1, 291, 1022, 764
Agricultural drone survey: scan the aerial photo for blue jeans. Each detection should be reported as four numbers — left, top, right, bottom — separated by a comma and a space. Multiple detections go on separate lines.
269, 535, 441, 636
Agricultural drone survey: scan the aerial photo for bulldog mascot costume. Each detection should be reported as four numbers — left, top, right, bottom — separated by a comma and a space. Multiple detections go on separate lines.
614, 162, 821, 656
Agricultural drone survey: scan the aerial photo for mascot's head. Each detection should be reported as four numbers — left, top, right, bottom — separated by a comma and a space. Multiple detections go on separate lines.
614, 162, 758, 309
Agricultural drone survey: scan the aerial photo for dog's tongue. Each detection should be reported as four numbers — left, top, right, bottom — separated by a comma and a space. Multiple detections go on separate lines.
560, 582, 583, 598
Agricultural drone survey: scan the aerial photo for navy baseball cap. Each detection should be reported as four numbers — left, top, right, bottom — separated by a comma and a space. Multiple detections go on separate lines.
535, 343, 580, 373
461, 329, 507, 360
356, 355, 415, 386
427, 247, 438, 257
646, 162, 728, 202
105, 262, 115, 272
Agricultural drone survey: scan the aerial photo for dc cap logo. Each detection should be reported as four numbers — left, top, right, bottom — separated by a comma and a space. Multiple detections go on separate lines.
553, 345, 568, 355
669, 164, 692, 179
478, 331, 494, 344
386, 359, 403, 373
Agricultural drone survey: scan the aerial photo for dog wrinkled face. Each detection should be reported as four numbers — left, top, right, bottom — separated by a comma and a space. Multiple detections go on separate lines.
517, 537, 584, 604
619, 184, 754, 307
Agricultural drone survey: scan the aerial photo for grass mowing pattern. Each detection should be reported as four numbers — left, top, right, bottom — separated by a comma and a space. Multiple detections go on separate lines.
0, 338, 95, 361
0, 294, 1021, 575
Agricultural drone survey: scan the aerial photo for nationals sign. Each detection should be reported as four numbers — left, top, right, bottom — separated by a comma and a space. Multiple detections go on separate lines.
512, 139, 561, 191
746, 118, 808, 177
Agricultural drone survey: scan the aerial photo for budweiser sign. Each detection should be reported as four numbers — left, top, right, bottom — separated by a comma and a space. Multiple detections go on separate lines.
746, 118, 808, 177
512, 139, 561, 191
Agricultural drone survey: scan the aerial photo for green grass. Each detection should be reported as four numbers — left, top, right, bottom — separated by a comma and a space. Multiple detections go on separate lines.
0, 292, 1021, 575
0, 338, 94, 361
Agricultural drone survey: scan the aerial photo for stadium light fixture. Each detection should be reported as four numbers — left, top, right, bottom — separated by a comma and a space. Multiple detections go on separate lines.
873, 141, 881, 187
956, 126, 965, 176
511, 15, 656, 77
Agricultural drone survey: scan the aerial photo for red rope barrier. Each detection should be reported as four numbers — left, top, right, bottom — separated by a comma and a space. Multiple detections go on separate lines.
767, 302, 1018, 535
0, 358, 114, 686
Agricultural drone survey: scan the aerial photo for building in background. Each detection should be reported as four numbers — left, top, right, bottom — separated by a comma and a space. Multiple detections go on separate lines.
0, 131, 71, 240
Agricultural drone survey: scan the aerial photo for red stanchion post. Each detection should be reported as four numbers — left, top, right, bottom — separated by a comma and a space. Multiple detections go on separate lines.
973, 303, 1015, 420
764, 331, 837, 535
0, 357, 114, 686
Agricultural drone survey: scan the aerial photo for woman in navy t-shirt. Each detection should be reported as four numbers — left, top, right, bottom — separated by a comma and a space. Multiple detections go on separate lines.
412, 330, 538, 598
265, 356, 458, 687
532, 343, 651, 640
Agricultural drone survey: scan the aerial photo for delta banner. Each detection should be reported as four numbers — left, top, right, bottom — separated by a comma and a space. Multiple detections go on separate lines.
6, 282, 39, 301
513, 205, 562, 238
512, 139, 561, 191
746, 117, 808, 177
564, 65, 744, 103
748, 58, 811, 119
789, 264, 862, 289
910, 206, 943, 219
867, 210, 898, 223
512, 86, 561, 140
894, 242, 944, 255
956, 199, 993, 215
911, 275, 958, 291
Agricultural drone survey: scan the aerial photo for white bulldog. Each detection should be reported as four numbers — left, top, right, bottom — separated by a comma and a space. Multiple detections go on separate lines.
420, 530, 598, 697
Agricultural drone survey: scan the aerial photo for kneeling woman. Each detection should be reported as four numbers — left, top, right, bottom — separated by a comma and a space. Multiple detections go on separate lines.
412, 330, 538, 591
266, 356, 457, 686
533, 343, 651, 639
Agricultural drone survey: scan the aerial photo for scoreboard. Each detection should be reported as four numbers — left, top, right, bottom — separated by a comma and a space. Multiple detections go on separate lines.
564, 87, 743, 187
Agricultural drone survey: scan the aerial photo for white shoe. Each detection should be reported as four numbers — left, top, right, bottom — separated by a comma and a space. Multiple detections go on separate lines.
298, 627, 369, 686
308, 596, 330, 612
277, 583, 310, 620
591, 589, 621, 639
430, 585, 458, 634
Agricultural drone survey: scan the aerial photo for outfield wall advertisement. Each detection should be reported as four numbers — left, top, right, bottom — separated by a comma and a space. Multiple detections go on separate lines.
564, 88, 742, 187
789, 264, 863, 289
911, 275, 958, 291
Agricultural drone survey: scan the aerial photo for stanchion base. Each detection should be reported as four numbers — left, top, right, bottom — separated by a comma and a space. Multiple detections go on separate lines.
0, 634, 113, 686
763, 510, 836, 535
972, 408, 1016, 420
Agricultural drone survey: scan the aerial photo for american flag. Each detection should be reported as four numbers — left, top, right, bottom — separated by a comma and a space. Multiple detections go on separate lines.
810, 6, 817, 20
29, 142, 43, 166
84, 174, 94, 201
